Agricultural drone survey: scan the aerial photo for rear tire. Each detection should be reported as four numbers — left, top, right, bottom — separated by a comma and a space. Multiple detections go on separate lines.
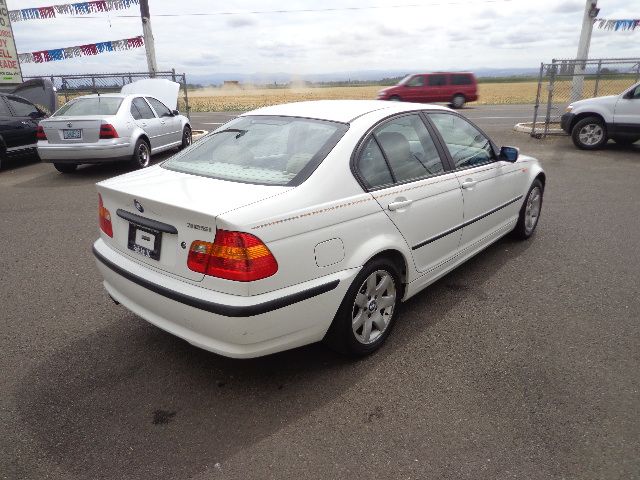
53, 163, 77, 173
450, 94, 466, 109
571, 116, 607, 150
512, 179, 543, 240
180, 125, 192, 150
129, 138, 151, 170
324, 258, 402, 357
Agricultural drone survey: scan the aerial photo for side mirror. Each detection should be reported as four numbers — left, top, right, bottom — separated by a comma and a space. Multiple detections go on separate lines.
172, 109, 180, 116
499, 146, 519, 162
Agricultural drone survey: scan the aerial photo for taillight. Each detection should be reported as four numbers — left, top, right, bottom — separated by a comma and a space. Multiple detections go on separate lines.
99, 124, 119, 139
36, 125, 47, 141
98, 194, 113, 237
187, 230, 278, 282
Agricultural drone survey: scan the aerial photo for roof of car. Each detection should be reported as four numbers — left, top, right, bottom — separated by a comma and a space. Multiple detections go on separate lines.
242, 100, 452, 123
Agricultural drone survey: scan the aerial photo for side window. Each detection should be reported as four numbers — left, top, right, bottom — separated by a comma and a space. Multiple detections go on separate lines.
630, 85, 640, 99
374, 114, 445, 183
429, 113, 494, 169
451, 74, 472, 86
356, 137, 393, 188
146, 97, 172, 117
132, 97, 155, 119
406, 75, 424, 87
428, 75, 447, 87
5, 96, 39, 117
130, 102, 142, 120
0, 97, 11, 116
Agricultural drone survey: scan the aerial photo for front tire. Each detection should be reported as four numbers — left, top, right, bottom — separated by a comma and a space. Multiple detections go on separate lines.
571, 116, 607, 150
129, 138, 151, 170
389, 95, 401, 102
513, 179, 543, 240
180, 125, 192, 150
324, 258, 402, 356
53, 163, 77, 173
450, 94, 466, 109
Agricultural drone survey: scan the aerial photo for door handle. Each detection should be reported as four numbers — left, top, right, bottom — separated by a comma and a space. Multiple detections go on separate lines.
388, 199, 413, 211
461, 179, 477, 189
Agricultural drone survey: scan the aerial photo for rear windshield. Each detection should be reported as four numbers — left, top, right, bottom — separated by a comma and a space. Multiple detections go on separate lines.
53, 97, 123, 116
162, 116, 348, 186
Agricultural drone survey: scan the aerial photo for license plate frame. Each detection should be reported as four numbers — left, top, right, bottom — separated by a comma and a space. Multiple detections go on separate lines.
62, 128, 82, 140
127, 224, 162, 260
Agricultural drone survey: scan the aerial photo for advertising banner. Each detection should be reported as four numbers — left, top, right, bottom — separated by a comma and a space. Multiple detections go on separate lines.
0, 0, 23, 84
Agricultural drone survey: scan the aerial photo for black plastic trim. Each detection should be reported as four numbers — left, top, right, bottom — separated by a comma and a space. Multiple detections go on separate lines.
93, 245, 340, 317
116, 209, 178, 234
412, 195, 523, 250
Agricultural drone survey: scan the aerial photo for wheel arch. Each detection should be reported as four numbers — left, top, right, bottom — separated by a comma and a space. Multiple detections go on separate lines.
570, 111, 606, 132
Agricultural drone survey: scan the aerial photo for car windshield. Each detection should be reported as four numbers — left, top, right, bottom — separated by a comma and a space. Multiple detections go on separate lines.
398, 75, 413, 85
53, 97, 123, 116
162, 115, 348, 186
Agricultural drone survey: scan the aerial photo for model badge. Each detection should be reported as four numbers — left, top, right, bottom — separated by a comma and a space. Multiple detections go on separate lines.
134, 199, 144, 213
187, 222, 212, 232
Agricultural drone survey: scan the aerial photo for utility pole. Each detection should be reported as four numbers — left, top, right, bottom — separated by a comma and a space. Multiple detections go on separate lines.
139, 0, 158, 76
570, 0, 600, 102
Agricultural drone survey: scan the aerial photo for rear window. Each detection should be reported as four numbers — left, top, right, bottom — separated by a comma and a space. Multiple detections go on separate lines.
162, 116, 348, 186
53, 97, 123, 116
451, 74, 473, 85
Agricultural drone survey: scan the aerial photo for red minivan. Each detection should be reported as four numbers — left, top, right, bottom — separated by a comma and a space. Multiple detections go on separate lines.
377, 72, 478, 108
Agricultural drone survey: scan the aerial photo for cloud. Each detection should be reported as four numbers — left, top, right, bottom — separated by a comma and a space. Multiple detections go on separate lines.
226, 16, 256, 28
552, 1, 585, 13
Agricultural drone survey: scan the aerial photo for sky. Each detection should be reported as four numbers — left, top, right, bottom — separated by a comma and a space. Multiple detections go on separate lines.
9, 0, 640, 80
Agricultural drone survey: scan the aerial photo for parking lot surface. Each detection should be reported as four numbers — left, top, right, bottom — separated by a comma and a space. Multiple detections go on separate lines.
1, 105, 639, 479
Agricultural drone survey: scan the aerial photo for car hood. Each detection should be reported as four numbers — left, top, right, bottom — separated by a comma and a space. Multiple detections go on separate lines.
121, 79, 180, 110
570, 94, 619, 108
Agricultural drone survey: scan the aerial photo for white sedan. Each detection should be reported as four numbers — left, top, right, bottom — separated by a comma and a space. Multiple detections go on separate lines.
37, 80, 191, 173
93, 100, 545, 358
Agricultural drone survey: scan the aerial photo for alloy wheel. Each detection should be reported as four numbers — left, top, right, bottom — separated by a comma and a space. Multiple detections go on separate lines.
352, 269, 397, 344
578, 124, 604, 146
524, 186, 542, 234
138, 142, 150, 168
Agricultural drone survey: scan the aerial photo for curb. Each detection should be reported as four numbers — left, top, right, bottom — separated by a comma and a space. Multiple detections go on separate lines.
514, 122, 566, 136
192, 130, 208, 142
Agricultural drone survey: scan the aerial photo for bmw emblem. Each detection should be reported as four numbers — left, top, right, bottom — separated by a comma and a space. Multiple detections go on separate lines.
67, 122, 72, 128
134, 199, 144, 213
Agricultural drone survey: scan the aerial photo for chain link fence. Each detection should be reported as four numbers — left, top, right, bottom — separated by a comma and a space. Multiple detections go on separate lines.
23, 70, 191, 117
531, 58, 640, 138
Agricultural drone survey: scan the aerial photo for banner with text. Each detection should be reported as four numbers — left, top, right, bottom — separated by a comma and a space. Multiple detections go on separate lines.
0, 0, 23, 83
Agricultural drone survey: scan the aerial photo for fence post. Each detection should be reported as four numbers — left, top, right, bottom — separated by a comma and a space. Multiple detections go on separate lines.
171, 68, 176, 82
182, 73, 190, 119
91, 75, 97, 93
531, 62, 545, 138
593, 59, 602, 97
543, 60, 557, 139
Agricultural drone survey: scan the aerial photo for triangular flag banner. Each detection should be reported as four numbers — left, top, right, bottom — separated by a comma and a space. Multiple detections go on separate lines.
8, 0, 139, 21
593, 18, 640, 31
17, 36, 144, 63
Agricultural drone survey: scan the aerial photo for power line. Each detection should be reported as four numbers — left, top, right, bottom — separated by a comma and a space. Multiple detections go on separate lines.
24, 0, 513, 20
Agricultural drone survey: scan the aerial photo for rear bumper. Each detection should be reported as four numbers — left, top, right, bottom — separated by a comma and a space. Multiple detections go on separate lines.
560, 112, 575, 134
37, 141, 133, 162
92, 239, 357, 358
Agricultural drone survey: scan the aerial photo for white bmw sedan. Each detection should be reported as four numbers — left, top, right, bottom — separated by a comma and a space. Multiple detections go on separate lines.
93, 100, 545, 358
37, 93, 191, 173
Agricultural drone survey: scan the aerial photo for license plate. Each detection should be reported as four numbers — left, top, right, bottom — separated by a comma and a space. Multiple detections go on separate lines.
127, 224, 162, 260
63, 129, 82, 140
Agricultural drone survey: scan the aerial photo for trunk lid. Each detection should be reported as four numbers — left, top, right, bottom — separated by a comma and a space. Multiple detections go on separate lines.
40, 116, 110, 144
97, 166, 291, 282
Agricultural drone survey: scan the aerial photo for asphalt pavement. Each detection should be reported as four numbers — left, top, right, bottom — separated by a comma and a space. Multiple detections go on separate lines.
1, 104, 639, 480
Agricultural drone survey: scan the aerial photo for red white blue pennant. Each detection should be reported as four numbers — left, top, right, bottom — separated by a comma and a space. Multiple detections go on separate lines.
17, 36, 144, 63
9, 0, 139, 23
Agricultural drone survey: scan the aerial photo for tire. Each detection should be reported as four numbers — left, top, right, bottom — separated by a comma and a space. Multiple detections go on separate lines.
129, 138, 151, 170
324, 257, 402, 357
612, 137, 639, 147
389, 95, 401, 102
450, 94, 466, 109
53, 163, 77, 173
512, 179, 543, 240
571, 116, 607, 150
180, 125, 192, 150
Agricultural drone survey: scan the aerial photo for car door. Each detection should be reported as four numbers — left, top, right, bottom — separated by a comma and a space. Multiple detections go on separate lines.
145, 96, 181, 146
130, 97, 163, 151
428, 112, 522, 253
403, 75, 426, 102
613, 84, 640, 137
354, 113, 464, 274
3, 95, 41, 152
426, 74, 448, 102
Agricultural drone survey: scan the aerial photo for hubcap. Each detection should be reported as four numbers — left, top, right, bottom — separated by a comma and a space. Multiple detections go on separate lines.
138, 143, 150, 167
453, 96, 464, 107
352, 270, 397, 345
524, 186, 541, 233
578, 124, 603, 146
